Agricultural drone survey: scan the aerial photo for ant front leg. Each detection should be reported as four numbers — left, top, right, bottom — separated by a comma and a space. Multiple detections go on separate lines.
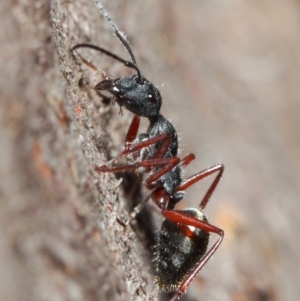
105, 114, 141, 166
162, 209, 224, 301
97, 132, 171, 170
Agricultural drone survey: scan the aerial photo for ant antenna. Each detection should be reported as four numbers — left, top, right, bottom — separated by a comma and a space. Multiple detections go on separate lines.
92, 0, 142, 81
72, 43, 142, 79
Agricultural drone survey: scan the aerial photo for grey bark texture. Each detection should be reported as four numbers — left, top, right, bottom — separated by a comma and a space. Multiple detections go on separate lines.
0, 1, 157, 301
1, 1, 300, 301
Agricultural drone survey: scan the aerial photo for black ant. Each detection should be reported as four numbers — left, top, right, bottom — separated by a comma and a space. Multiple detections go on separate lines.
72, 1, 224, 300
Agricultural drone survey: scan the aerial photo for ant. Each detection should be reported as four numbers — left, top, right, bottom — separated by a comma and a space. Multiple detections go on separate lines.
72, 1, 224, 300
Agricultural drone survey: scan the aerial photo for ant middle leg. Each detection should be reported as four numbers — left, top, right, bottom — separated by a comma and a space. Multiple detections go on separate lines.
128, 156, 181, 220
95, 157, 179, 174
96, 156, 180, 222
105, 114, 141, 166
128, 153, 197, 220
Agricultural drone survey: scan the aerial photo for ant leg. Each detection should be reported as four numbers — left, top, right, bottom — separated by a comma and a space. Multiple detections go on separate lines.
129, 154, 180, 220
98, 132, 171, 169
142, 134, 172, 173
161, 209, 224, 301
175, 164, 224, 210
95, 157, 179, 174
105, 114, 141, 165
178, 153, 195, 168
143, 156, 180, 190
127, 136, 175, 220
129, 193, 152, 221
128, 134, 173, 220
128, 152, 179, 220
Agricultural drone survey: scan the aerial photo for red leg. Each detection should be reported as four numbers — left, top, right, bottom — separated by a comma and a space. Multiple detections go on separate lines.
143, 157, 180, 190
178, 153, 195, 168
101, 132, 171, 167
126, 138, 177, 219
128, 141, 176, 220
161, 210, 224, 301
123, 132, 170, 157
125, 115, 141, 145
95, 157, 179, 174
170, 234, 223, 301
129, 153, 180, 218
106, 134, 168, 166
142, 153, 195, 189
106, 114, 140, 165
142, 134, 172, 173
175, 164, 224, 210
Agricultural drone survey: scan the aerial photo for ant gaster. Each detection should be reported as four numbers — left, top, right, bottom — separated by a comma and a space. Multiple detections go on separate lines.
72, 1, 224, 300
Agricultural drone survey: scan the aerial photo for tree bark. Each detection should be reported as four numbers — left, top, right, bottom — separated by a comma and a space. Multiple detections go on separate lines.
0, 1, 157, 300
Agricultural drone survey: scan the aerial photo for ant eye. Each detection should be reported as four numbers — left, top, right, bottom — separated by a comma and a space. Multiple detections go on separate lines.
148, 93, 155, 101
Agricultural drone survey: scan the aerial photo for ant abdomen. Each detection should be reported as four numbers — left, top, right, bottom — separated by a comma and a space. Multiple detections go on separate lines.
154, 208, 209, 293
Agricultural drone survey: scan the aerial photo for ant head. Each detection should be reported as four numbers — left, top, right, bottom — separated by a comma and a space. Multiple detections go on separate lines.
96, 75, 162, 118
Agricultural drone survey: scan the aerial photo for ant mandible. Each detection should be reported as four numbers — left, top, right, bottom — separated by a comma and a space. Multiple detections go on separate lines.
72, 1, 224, 300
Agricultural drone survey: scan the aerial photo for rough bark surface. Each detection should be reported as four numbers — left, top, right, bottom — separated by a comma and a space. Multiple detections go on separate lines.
0, 1, 157, 301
